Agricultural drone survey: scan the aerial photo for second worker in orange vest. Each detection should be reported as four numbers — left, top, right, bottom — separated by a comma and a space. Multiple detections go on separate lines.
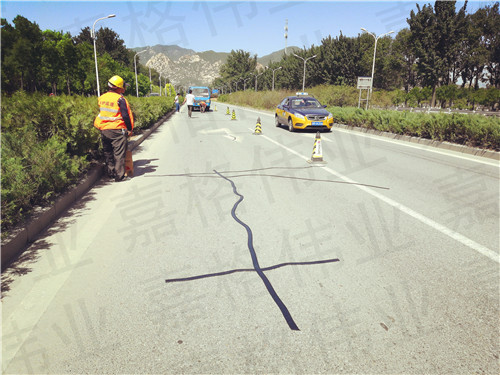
94, 75, 134, 182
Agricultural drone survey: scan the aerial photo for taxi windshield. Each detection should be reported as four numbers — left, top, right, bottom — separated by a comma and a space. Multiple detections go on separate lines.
290, 98, 321, 109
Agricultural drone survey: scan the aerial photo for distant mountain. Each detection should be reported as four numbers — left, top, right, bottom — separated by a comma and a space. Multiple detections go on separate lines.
132, 45, 300, 88
257, 47, 301, 66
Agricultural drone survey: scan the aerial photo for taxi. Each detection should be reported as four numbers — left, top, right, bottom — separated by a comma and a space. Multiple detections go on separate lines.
275, 93, 333, 132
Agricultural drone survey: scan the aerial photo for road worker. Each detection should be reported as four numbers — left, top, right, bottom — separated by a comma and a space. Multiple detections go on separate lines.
94, 75, 134, 182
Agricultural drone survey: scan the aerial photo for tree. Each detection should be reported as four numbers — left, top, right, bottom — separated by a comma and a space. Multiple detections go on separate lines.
41, 30, 64, 94
457, 11, 487, 88
479, 3, 500, 88
95, 27, 130, 67
219, 49, 257, 83
73, 26, 92, 45
3, 16, 43, 92
392, 28, 417, 93
408, 1, 467, 106
318, 33, 359, 86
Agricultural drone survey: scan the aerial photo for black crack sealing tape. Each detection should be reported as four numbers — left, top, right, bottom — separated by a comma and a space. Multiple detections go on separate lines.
213, 169, 300, 331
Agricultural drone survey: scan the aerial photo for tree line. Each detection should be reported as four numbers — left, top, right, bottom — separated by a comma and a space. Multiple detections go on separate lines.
1, 15, 161, 96
213, 1, 499, 108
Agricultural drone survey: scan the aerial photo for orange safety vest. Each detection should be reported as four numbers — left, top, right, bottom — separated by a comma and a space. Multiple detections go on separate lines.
94, 91, 134, 131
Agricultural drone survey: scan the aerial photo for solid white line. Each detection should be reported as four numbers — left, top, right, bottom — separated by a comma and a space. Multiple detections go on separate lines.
235, 104, 499, 167
254, 129, 499, 264
330, 127, 499, 168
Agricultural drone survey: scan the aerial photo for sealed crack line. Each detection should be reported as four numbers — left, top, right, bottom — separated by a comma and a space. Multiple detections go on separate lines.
213, 169, 300, 331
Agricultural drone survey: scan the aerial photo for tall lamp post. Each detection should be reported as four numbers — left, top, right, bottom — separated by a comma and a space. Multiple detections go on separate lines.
244, 77, 251, 91
360, 28, 394, 106
254, 71, 264, 92
159, 72, 162, 95
134, 49, 147, 97
272, 66, 282, 91
149, 67, 152, 94
92, 14, 115, 96
293, 53, 316, 92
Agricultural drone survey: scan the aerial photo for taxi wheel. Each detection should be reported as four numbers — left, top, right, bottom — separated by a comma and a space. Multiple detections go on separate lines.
288, 118, 295, 132
275, 115, 280, 127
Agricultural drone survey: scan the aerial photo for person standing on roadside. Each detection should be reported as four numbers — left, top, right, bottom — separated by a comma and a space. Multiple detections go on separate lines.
174, 93, 180, 112
94, 75, 134, 182
182, 89, 195, 117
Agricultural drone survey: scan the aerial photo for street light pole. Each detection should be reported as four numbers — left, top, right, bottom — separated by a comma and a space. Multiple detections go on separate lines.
254, 72, 264, 92
244, 77, 251, 91
293, 53, 317, 92
272, 66, 282, 91
360, 28, 394, 106
134, 49, 147, 97
92, 14, 115, 97
149, 67, 152, 94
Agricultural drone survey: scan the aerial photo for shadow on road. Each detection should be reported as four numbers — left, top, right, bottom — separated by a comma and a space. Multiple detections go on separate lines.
1, 191, 98, 299
133, 158, 159, 177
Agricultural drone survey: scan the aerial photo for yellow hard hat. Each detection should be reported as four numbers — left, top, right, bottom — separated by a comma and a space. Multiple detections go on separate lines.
108, 75, 125, 89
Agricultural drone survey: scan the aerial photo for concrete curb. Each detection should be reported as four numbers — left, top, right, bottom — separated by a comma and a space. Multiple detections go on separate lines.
1, 109, 176, 269
332, 123, 500, 161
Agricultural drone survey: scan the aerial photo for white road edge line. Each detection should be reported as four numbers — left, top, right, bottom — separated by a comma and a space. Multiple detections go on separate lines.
235, 104, 499, 167
329, 127, 499, 168
250, 128, 500, 264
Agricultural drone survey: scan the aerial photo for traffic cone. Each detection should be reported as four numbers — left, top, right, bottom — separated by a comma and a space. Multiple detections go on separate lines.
253, 117, 262, 135
226, 106, 230, 115
308, 131, 326, 164
231, 109, 236, 120
214, 104, 217, 111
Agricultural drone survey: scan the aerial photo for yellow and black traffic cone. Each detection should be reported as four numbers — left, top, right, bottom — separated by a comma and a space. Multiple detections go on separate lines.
308, 131, 326, 164
226, 106, 230, 115
231, 109, 237, 120
253, 117, 262, 135
214, 104, 217, 111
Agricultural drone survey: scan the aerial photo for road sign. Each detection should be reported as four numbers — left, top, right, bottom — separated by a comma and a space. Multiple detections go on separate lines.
357, 76, 372, 90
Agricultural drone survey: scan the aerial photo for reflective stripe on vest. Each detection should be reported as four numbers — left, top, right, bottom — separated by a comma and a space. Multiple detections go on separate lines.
94, 92, 128, 130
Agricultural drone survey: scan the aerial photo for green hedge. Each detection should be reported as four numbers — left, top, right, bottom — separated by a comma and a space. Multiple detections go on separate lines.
329, 107, 500, 150
1, 92, 176, 233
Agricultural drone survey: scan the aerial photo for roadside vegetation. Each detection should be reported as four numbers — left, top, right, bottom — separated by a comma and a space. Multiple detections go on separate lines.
1, 92, 177, 235
214, 3, 500, 110
218, 87, 500, 151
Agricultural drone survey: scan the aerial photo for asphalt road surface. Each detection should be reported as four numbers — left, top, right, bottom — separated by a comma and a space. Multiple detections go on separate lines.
2, 103, 499, 374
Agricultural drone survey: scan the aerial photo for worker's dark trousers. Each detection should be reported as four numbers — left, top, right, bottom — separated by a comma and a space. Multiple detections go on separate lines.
101, 129, 127, 181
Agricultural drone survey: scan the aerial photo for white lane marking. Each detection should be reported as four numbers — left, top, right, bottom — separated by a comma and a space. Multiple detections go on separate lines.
198, 128, 241, 142
332, 126, 499, 168
234, 104, 499, 167
251, 128, 500, 264
298, 133, 333, 142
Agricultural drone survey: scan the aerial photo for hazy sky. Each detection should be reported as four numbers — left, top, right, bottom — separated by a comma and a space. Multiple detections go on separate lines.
1, 0, 492, 57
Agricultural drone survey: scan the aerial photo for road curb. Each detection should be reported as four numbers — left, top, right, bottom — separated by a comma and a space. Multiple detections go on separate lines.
332, 123, 500, 161
1, 109, 176, 269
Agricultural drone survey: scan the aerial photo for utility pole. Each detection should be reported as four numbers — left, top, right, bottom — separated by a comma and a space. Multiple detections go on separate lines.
284, 19, 288, 55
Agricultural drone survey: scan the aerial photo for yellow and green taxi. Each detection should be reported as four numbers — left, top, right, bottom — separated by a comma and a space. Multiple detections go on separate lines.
275, 93, 333, 132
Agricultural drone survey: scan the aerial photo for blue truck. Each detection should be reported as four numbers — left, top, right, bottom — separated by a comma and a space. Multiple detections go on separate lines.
188, 86, 211, 111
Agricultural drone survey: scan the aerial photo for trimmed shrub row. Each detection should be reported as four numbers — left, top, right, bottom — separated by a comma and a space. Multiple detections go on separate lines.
1, 92, 176, 233
329, 107, 500, 150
